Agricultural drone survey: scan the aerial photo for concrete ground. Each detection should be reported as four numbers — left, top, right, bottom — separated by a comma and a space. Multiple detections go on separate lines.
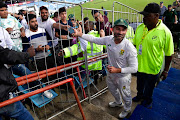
27, 75, 139, 120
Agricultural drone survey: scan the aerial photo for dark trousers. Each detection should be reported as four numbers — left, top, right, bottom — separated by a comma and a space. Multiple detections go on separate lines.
36, 56, 55, 71
136, 72, 159, 103
36, 56, 56, 82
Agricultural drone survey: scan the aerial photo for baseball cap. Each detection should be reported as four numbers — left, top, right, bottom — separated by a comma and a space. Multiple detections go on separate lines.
68, 14, 75, 20
139, 3, 161, 15
112, 18, 128, 28
160, 1, 163, 4
168, 5, 172, 8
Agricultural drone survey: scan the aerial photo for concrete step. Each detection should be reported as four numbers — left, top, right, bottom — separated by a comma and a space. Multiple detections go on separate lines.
50, 102, 118, 120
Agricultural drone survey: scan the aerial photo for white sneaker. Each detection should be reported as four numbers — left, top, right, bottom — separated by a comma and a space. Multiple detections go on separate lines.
43, 90, 53, 98
119, 110, 131, 118
108, 102, 124, 108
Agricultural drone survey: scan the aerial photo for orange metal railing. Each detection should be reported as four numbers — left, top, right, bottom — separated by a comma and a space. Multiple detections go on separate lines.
0, 78, 86, 120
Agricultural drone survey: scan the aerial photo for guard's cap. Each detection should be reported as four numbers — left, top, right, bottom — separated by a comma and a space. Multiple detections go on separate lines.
139, 3, 161, 15
113, 18, 128, 28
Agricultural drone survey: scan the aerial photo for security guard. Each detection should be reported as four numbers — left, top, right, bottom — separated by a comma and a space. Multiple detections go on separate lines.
59, 21, 103, 84
73, 18, 138, 119
125, 19, 135, 44
132, 3, 174, 108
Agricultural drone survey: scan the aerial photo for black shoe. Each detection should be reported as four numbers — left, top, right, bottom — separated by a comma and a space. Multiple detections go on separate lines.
132, 96, 143, 102
141, 100, 152, 109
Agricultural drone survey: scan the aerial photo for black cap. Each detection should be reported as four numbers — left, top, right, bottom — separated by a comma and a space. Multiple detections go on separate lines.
139, 3, 161, 15
168, 5, 172, 8
160, 1, 163, 4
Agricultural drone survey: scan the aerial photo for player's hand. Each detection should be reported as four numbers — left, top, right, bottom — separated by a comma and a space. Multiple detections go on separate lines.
27, 46, 35, 57
73, 28, 83, 37
107, 65, 121, 73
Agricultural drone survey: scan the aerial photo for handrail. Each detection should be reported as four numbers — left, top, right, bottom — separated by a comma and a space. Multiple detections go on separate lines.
16, 53, 108, 85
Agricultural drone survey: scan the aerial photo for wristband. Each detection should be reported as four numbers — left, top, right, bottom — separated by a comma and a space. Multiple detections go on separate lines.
163, 71, 168, 73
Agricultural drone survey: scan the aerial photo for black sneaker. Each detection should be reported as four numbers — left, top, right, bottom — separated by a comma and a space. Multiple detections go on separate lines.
132, 96, 143, 102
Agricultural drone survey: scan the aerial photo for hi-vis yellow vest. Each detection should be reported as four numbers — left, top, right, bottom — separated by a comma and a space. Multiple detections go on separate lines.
126, 25, 135, 44
63, 31, 103, 70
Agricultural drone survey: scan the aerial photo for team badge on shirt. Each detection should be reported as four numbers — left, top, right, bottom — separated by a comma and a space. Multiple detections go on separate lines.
108, 44, 111, 46
123, 86, 126, 89
152, 36, 158, 41
120, 49, 125, 55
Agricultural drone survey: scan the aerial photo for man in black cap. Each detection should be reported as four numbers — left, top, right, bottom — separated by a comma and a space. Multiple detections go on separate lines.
73, 18, 138, 119
162, 5, 178, 25
132, 3, 174, 108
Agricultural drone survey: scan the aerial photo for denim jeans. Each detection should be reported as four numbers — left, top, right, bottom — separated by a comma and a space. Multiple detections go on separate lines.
12, 64, 32, 76
0, 101, 34, 120
12, 64, 41, 90
136, 72, 159, 103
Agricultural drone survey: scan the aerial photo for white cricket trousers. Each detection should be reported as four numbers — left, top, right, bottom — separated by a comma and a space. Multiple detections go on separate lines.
106, 73, 132, 111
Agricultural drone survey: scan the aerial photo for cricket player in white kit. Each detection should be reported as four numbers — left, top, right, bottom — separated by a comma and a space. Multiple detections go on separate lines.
73, 18, 138, 118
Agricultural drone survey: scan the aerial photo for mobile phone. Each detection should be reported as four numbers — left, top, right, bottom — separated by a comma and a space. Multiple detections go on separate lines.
75, 23, 79, 29
68, 27, 75, 34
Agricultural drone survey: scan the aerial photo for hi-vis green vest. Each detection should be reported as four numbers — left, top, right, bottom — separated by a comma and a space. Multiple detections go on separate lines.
126, 25, 135, 44
63, 30, 103, 70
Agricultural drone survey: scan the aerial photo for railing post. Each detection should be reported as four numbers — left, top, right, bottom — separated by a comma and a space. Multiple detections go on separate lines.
81, 7, 91, 103
76, 67, 87, 98
70, 81, 86, 120
112, 2, 115, 26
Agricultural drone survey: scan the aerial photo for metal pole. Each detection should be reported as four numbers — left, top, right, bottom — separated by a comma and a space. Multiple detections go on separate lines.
81, 7, 91, 103
112, 2, 115, 26
70, 81, 86, 120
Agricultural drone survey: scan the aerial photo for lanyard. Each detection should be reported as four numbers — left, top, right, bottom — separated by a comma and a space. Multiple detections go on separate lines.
140, 20, 161, 45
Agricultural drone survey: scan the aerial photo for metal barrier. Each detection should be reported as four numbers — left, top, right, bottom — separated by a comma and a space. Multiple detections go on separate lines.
0, 78, 86, 120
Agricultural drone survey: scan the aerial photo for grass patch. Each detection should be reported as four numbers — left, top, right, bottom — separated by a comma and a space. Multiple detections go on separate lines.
66, 0, 174, 22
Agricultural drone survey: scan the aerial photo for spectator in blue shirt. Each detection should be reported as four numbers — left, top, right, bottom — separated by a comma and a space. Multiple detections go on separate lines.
159, 1, 167, 19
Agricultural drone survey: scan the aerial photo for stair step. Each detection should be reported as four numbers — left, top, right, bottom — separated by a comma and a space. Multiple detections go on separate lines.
128, 105, 172, 120
168, 68, 180, 79
152, 97, 180, 120
51, 102, 118, 120
153, 88, 180, 105
163, 77, 180, 86
156, 81, 180, 95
